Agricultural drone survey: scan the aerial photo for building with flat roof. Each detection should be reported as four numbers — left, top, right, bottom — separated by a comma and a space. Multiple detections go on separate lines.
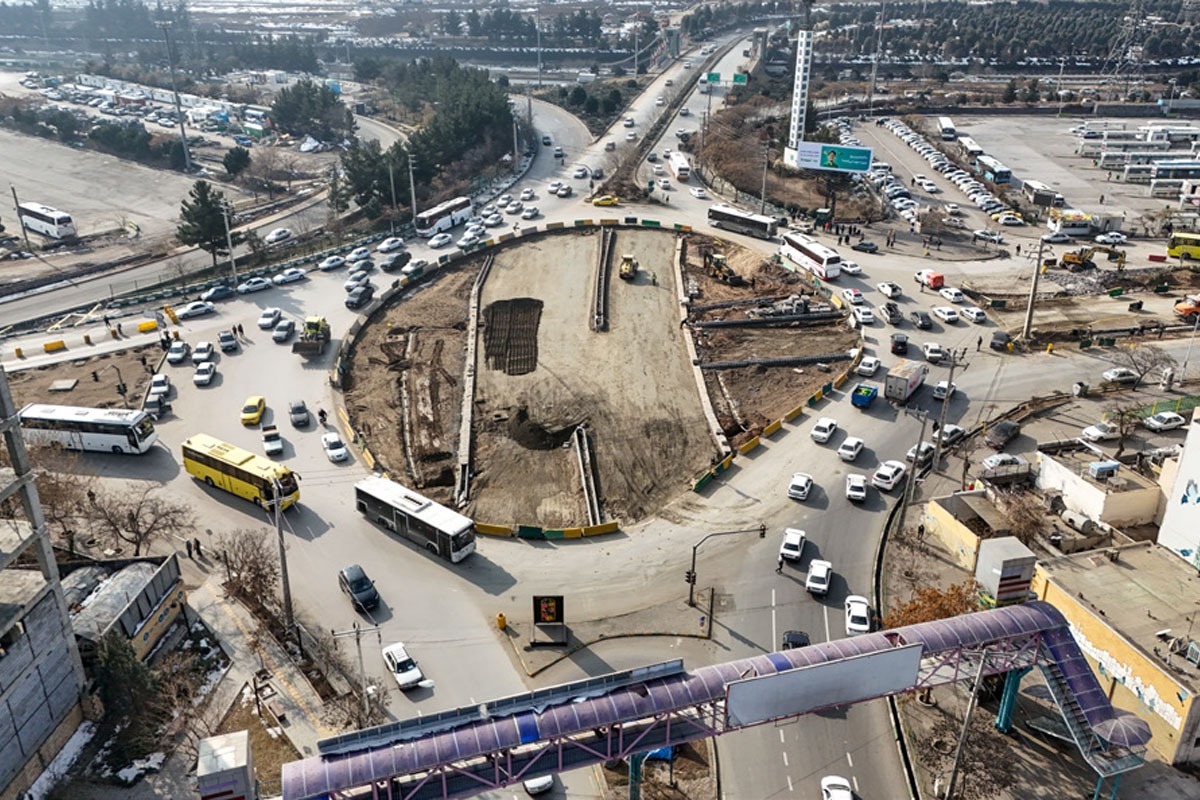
1032, 541, 1200, 764
0, 368, 87, 799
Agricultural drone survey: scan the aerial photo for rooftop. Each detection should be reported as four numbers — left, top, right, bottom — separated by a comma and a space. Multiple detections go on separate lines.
1043, 449, 1159, 493
0, 568, 48, 635
1039, 541, 1200, 691
934, 492, 1012, 538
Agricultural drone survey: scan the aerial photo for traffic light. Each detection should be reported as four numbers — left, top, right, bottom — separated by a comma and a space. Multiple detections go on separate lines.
91, 371, 99, 382
685, 570, 696, 585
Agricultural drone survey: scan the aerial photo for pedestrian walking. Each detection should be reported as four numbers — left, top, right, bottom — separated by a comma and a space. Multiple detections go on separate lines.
103, 315, 112, 328
776, 555, 784, 574
186, 539, 193, 559
1099, 194, 1105, 204
116, 322, 123, 336
194, 538, 203, 558
917, 523, 926, 539
650, 272, 657, 286
977, 336, 983, 352
936, 239, 941, 251
139, 355, 149, 371
1016, 244, 1022, 256
237, 323, 244, 337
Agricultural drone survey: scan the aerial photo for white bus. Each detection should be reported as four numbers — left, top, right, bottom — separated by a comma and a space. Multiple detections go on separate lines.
18, 203, 76, 239
414, 196, 474, 237
780, 232, 842, 280
707, 204, 778, 239
957, 136, 983, 159
937, 116, 956, 141
668, 152, 691, 181
355, 476, 476, 563
18, 404, 158, 454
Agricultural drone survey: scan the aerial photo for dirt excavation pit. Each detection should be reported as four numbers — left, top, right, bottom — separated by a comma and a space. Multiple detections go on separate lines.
343, 228, 857, 528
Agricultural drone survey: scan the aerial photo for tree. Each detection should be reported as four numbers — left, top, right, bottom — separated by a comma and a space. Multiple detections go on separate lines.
1110, 342, 1176, 388
94, 630, 159, 762
217, 527, 280, 605
1001, 79, 1017, 103
223, 145, 251, 177
322, 675, 392, 731
353, 57, 382, 83
1104, 399, 1146, 458
882, 579, 981, 629
327, 169, 351, 239
269, 78, 353, 141
177, 180, 242, 268
442, 10, 463, 35
0, 445, 94, 556
87, 484, 195, 556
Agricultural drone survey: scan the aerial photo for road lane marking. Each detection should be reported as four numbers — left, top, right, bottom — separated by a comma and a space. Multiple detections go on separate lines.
782, 751, 788, 767
846, 751, 854, 768
779, 729, 786, 743
786, 775, 794, 792
823, 604, 832, 642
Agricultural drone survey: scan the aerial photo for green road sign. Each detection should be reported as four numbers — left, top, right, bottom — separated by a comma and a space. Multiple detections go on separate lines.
707, 72, 720, 84
732, 73, 748, 85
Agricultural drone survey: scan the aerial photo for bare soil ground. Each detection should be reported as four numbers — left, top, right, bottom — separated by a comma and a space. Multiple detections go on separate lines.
600, 741, 714, 800
680, 235, 861, 444
342, 268, 476, 497
5, 342, 164, 409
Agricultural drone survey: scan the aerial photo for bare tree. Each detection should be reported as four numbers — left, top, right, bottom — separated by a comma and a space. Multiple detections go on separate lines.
322, 677, 392, 732
0, 445, 95, 556
882, 579, 982, 629
87, 484, 195, 556
919, 703, 1018, 799
1110, 342, 1176, 388
958, 436, 981, 491
216, 527, 280, 604
995, 488, 1046, 546
1105, 399, 1146, 458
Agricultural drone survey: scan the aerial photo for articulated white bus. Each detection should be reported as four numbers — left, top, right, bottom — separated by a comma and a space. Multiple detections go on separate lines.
780, 232, 842, 280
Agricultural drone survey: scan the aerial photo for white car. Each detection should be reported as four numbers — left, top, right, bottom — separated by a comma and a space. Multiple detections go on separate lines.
811, 417, 838, 443
923, 342, 945, 363
457, 233, 479, 249
806, 560, 833, 596
852, 306, 875, 325
652, 164, 665, 175
484, 213, 505, 226
1042, 231, 1072, 244
981, 453, 1029, 470
178, 300, 216, 319
547, 181, 562, 194
272, 267, 306, 285
974, 229, 1004, 243
520, 188, 535, 201
779, 528, 806, 562
856, 356, 880, 376
1101, 367, 1138, 385
382, 642, 425, 690
961, 306, 986, 323
264, 227, 292, 244
522, 776, 554, 795
505, 201, 523, 215
932, 306, 960, 324
1144, 412, 1186, 432
841, 288, 864, 305
344, 271, 371, 291
939, 287, 965, 303
998, 214, 1025, 227
256, 308, 282, 329
1095, 231, 1127, 245
1081, 421, 1119, 441
877, 281, 902, 299
166, 340, 190, 364
347, 246, 371, 262
838, 436, 864, 462
844, 596, 872, 635
872, 460, 907, 491
191, 341, 215, 364
944, 203, 961, 216
845, 474, 868, 502
821, 774, 855, 800
932, 380, 956, 401
429, 233, 453, 248
377, 236, 405, 252
192, 361, 216, 386
148, 373, 170, 400
839, 260, 862, 276
787, 472, 814, 501
521, 206, 539, 220
321, 432, 349, 462
237, 277, 272, 294
934, 424, 966, 446
573, 166, 589, 179
318, 255, 346, 271
690, 187, 709, 199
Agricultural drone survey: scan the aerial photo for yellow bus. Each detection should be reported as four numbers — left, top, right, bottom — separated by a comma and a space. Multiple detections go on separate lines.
1167, 232, 1200, 259
181, 434, 300, 510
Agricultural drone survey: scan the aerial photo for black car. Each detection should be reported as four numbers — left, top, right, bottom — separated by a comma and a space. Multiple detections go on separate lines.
890, 332, 909, 354
990, 331, 1011, 351
984, 420, 1021, 450
781, 630, 811, 650
879, 301, 903, 324
851, 240, 879, 254
338, 564, 380, 612
647, 153, 658, 163
542, 135, 552, 146
289, 399, 310, 427
380, 251, 412, 273
345, 284, 375, 309
910, 311, 933, 329
201, 284, 235, 302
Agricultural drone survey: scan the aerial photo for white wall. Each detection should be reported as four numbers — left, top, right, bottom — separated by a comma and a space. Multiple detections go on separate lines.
1157, 411, 1200, 564
1037, 454, 1160, 526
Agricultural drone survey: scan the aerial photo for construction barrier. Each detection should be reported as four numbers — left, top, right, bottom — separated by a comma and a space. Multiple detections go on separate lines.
542, 529, 565, 540
361, 448, 376, 471
762, 419, 782, 437
833, 372, 848, 390
563, 528, 584, 538
640, 220, 662, 228
137, 320, 158, 333
582, 521, 619, 536
13, 348, 22, 358
737, 436, 762, 455
574, 219, 591, 227
516, 525, 545, 540
808, 389, 824, 406
83, 334, 92, 345
545, 222, 565, 230
672, 224, 694, 232
599, 218, 619, 226
43, 340, 66, 353
783, 403, 805, 421
691, 471, 716, 492
716, 453, 734, 472
474, 522, 515, 537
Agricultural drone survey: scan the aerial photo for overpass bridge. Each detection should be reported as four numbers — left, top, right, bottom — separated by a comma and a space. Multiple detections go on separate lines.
281, 601, 1149, 800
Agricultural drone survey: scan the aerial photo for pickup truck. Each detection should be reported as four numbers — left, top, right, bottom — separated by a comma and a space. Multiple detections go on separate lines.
851, 383, 879, 409
262, 424, 284, 457
878, 301, 903, 324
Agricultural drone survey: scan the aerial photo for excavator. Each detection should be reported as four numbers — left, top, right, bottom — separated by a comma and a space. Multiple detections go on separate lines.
1058, 245, 1126, 272
700, 246, 747, 286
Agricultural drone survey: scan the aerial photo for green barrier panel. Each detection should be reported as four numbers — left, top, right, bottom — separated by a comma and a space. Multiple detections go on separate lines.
990, 298, 1007, 309
575, 220, 590, 226
1154, 284, 1171, 294
1099, 337, 1117, 346
822, 382, 834, 395
641, 220, 662, 227
1080, 339, 1093, 348
1108, 288, 1124, 297
692, 471, 714, 492
516, 525, 545, 540
541, 529, 566, 540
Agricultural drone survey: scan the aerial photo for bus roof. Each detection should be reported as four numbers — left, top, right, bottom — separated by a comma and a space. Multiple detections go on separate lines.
183, 433, 292, 478
20, 403, 148, 423
356, 475, 473, 535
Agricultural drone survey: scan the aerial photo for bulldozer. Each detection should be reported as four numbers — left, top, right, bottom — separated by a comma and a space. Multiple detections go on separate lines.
701, 246, 747, 287
618, 253, 637, 281
292, 316, 331, 357
1059, 245, 1126, 273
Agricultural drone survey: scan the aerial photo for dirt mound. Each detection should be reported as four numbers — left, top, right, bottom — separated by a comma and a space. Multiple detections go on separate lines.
507, 407, 577, 451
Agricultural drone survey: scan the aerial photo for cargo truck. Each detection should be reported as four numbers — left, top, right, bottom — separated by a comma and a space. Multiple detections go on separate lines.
884, 359, 929, 403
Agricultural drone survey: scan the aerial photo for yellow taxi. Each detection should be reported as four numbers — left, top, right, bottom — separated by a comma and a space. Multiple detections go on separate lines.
240, 395, 266, 425
592, 195, 620, 207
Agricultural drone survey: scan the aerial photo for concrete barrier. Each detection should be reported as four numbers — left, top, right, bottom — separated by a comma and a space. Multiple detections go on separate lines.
583, 521, 619, 536
361, 448, 376, 471
762, 419, 782, 437
563, 528, 584, 538
516, 525, 545, 540
474, 522, 515, 537
737, 436, 762, 454
833, 372, 848, 390
784, 403, 805, 421
545, 222, 565, 230
137, 320, 158, 333
43, 340, 66, 353
599, 218, 618, 226
691, 471, 716, 492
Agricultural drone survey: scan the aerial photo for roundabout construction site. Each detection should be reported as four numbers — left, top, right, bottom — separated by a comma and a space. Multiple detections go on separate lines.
340, 222, 858, 534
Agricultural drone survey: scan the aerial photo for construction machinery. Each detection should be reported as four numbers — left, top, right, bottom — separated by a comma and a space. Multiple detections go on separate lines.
1058, 245, 1126, 272
701, 246, 747, 286
292, 316, 331, 357
618, 253, 637, 281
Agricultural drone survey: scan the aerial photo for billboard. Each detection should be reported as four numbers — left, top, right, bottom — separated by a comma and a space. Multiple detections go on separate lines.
1156, 410, 1200, 566
783, 142, 874, 174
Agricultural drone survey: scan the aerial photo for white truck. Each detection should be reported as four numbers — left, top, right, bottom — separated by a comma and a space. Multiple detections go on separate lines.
262, 424, 284, 457
884, 359, 929, 404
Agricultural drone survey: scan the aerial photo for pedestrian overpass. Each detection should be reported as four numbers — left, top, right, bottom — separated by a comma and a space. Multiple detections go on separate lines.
281, 601, 1149, 800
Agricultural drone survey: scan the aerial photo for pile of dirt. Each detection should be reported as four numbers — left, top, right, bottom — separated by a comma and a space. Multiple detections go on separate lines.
6, 344, 162, 410
599, 741, 714, 800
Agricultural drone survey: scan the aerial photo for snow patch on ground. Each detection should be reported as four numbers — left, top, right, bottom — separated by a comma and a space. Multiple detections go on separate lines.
25, 721, 97, 800
115, 751, 166, 784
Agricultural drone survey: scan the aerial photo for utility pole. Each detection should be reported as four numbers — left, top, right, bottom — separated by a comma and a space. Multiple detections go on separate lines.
867, 2, 886, 117
1055, 54, 1068, 116
331, 622, 381, 723
536, 6, 543, 89
156, 20, 192, 173
387, 162, 398, 236
931, 348, 969, 469
1021, 240, 1048, 340
759, 139, 771, 215
512, 117, 520, 174
406, 151, 418, 226
633, 25, 639, 78
896, 408, 929, 535
10, 184, 31, 251
1181, 310, 1200, 381
271, 479, 295, 638
221, 204, 238, 286
944, 649, 990, 799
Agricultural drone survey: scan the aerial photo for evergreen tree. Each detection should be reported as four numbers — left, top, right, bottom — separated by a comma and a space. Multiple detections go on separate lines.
1002, 79, 1018, 104
223, 145, 251, 177
177, 180, 241, 267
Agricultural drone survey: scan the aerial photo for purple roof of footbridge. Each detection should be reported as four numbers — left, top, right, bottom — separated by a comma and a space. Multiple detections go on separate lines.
281, 601, 1146, 800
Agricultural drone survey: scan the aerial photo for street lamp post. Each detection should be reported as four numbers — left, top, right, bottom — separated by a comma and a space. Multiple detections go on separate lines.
687, 524, 767, 606
387, 162, 398, 235
156, 20, 192, 173
221, 204, 238, 286
1181, 310, 1200, 380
